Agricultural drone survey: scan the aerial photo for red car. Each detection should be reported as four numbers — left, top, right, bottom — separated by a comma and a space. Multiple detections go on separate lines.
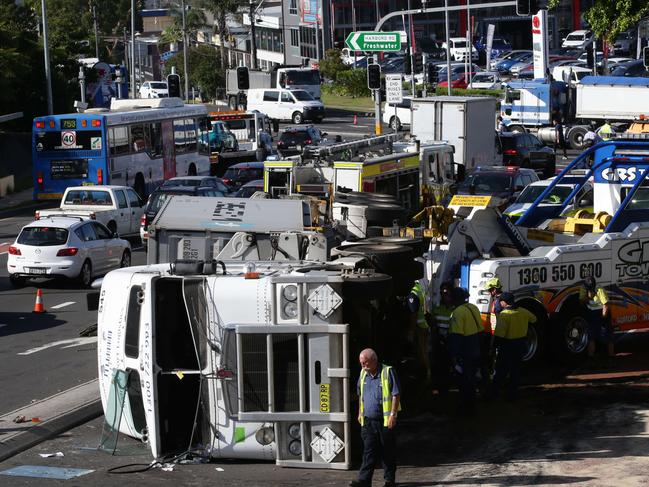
438, 71, 477, 89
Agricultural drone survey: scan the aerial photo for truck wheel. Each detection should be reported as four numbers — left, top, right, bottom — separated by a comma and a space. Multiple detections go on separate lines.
77, 260, 92, 288
292, 112, 304, 124
390, 116, 401, 131
568, 127, 587, 151
508, 124, 526, 133
557, 307, 589, 356
228, 95, 237, 110
364, 203, 406, 225
523, 320, 542, 362
120, 250, 131, 268
107, 221, 117, 235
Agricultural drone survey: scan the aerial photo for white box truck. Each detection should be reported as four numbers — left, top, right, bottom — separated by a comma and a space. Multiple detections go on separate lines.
410, 96, 497, 172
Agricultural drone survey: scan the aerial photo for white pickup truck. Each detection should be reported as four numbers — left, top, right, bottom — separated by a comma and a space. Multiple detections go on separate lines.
36, 185, 145, 239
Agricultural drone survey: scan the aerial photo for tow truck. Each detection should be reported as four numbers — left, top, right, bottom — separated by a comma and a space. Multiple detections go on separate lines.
424, 139, 649, 361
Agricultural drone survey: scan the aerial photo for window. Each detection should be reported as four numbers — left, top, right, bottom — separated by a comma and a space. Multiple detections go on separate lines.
289, 0, 297, 15
290, 28, 299, 48
78, 223, 98, 242
263, 91, 279, 102
126, 188, 142, 208
173, 118, 189, 154
109, 126, 130, 155
197, 117, 210, 156
115, 190, 128, 209
148, 122, 163, 157
93, 222, 113, 239
19, 227, 69, 246
281, 92, 293, 103
131, 123, 148, 152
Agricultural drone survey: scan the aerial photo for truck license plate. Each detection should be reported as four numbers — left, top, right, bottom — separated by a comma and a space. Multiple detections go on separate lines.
27, 267, 47, 275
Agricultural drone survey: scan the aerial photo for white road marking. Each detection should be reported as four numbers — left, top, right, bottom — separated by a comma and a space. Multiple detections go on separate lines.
50, 301, 75, 310
18, 337, 97, 355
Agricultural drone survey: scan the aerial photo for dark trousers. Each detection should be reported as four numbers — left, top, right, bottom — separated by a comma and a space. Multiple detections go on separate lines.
359, 418, 396, 483
492, 338, 526, 401
431, 334, 451, 395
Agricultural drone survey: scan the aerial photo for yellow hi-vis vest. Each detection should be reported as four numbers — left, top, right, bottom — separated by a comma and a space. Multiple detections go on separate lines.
412, 281, 427, 329
359, 365, 401, 427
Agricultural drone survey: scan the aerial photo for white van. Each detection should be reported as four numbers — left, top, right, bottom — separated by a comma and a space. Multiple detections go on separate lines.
551, 66, 592, 85
246, 88, 325, 124
442, 37, 478, 61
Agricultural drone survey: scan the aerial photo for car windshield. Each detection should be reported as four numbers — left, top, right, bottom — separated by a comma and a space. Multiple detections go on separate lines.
292, 90, 315, 101
223, 166, 264, 181
164, 179, 202, 187
459, 173, 513, 194
516, 185, 573, 204
64, 190, 112, 205
566, 34, 585, 41
150, 82, 167, 89
472, 74, 494, 83
18, 226, 69, 246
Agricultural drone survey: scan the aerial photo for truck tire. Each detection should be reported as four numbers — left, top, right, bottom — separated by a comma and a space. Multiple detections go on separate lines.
364, 203, 406, 225
120, 250, 131, 268
568, 126, 587, 151
228, 95, 238, 110
292, 112, 304, 124
556, 305, 589, 357
364, 236, 427, 255
107, 221, 117, 235
390, 116, 401, 131
508, 124, 526, 133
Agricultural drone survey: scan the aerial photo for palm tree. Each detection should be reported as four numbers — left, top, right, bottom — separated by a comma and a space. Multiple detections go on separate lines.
200, 0, 246, 70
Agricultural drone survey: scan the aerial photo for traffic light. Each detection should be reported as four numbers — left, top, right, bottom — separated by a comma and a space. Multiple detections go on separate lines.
236, 66, 249, 90
585, 44, 595, 70
404, 55, 412, 76
413, 53, 423, 74
427, 64, 438, 84
516, 0, 538, 16
167, 73, 181, 98
644, 46, 649, 69
367, 64, 381, 90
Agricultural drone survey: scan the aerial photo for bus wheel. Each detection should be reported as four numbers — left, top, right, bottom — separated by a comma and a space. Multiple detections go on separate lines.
134, 173, 146, 199
292, 112, 304, 124
188, 163, 197, 176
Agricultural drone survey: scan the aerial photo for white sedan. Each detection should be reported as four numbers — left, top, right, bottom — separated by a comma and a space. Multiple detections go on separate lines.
139, 81, 169, 98
7, 217, 131, 287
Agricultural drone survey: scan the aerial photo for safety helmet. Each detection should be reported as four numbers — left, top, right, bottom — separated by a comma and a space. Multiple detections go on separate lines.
484, 277, 502, 291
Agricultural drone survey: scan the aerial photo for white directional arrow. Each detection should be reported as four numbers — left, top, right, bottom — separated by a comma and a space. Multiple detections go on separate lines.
349, 32, 361, 51
18, 337, 97, 356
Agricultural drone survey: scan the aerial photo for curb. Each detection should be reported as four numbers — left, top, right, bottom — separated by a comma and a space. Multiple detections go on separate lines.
0, 379, 102, 463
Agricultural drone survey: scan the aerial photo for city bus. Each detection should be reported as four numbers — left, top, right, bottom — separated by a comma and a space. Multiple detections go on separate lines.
32, 98, 211, 201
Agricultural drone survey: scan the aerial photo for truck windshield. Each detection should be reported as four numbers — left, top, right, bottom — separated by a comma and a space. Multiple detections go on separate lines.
292, 90, 315, 101
285, 70, 320, 85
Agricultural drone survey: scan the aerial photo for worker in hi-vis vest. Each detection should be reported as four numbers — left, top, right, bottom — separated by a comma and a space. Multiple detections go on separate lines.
351, 348, 401, 487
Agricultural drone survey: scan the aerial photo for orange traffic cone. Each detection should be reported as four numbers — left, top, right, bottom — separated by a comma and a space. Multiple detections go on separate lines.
353, 114, 358, 125
33, 289, 45, 313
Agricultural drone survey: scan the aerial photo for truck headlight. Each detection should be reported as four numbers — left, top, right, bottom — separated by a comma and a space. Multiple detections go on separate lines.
282, 285, 298, 302
288, 439, 302, 456
283, 301, 298, 318
255, 426, 275, 445
288, 423, 301, 439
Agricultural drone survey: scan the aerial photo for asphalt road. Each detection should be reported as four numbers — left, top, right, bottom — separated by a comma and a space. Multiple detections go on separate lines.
0, 207, 146, 416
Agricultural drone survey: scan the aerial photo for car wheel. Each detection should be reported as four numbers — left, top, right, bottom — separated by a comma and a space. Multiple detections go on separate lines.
78, 260, 92, 288
292, 112, 303, 125
9, 274, 25, 287
390, 116, 401, 131
120, 250, 131, 268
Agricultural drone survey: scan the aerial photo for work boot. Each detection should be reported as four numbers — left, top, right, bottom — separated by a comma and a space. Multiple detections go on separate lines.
349, 480, 370, 487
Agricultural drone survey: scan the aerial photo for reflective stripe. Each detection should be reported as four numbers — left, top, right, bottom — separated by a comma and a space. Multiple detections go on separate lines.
412, 282, 427, 328
359, 365, 401, 427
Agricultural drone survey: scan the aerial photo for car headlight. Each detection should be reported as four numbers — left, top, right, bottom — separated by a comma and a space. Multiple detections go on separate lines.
255, 426, 275, 446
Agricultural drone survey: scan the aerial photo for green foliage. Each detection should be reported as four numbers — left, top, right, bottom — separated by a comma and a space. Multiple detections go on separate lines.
547, 0, 649, 42
163, 45, 224, 101
329, 69, 371, 98
319, 49, 351, 83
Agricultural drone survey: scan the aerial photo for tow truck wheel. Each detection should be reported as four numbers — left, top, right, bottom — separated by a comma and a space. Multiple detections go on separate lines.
508, 124, 525, 133
559, 308, 589, 355
522, 321, 540, 362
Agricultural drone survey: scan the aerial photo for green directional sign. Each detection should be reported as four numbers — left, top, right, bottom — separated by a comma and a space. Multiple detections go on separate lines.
345, 31, 402, 52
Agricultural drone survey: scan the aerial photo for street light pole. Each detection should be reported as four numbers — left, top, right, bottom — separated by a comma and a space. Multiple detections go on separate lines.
93, 3, 99, 59
181, 0, 189, 101
41, 0, 53, 114
444, 0, 452, 95
131, 0, 136, 98
249, 0, 258, 70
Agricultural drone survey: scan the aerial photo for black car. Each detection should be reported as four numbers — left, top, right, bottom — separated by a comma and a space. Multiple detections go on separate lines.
456, 166, 540, 204
277, 126, 326, 156
234, 179, 265, 198
496, 132, 556, 178
221, 161, 265, 190
140, 185, 228, 243
611, 59, 649, 77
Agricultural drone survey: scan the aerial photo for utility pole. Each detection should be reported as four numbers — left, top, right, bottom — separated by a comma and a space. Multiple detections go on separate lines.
444, 0, 452, 95
181, 0, 189, 101
93, 3, 99, 59
41, 0, 53, 114
130, 0, 136, 98
314, 0, 320, 61
407, 0, 415, 96
249, 0, 258, 70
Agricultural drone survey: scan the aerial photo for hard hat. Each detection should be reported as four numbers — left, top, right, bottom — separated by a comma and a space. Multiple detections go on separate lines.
484, 277, 502, 290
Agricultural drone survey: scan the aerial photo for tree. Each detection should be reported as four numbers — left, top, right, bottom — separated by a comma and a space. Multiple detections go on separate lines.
199, 0, 246, 70
319, 49, 351, 83
163, 44, 224, 101
548, 0, 649, 42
